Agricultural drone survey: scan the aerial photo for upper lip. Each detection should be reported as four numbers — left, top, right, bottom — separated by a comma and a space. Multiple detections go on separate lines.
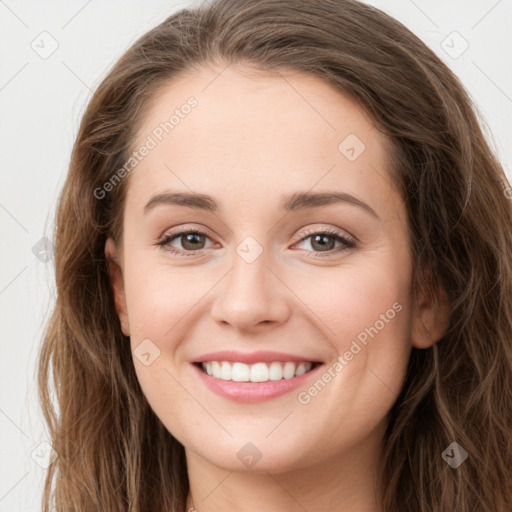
191, 350, 324, 365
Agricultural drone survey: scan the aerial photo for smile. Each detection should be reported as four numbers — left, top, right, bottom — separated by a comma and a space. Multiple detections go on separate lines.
191, 361, 325, 403
197, 361, 321, 382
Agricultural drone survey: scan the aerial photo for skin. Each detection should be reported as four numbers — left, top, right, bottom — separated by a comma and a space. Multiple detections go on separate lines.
105, 63, 450, 512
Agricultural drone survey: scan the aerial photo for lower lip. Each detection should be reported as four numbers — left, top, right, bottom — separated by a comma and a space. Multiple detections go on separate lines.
191, 362, 325, 403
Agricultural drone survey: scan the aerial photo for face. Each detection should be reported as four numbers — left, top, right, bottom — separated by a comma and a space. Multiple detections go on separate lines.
105, 64, 447, 473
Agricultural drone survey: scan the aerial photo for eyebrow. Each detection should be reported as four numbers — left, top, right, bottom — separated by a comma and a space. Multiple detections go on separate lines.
143, 190, 379, 219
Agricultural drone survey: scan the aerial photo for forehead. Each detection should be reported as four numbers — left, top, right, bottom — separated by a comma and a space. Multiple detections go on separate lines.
127, 64, 398, 217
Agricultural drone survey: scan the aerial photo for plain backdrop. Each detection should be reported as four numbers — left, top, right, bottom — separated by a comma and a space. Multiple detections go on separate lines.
1, 0, 511, 510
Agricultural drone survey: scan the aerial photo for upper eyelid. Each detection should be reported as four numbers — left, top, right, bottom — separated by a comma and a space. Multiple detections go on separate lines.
159, 224, 211, 240
161, 227, 350, 242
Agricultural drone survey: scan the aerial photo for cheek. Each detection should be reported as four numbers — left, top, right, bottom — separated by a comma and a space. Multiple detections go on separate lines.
290, 263, 412, 441
122, 260, 200, 429
290, 257, 412, 393
123, 259, 205, 339
292, 260, 410, 343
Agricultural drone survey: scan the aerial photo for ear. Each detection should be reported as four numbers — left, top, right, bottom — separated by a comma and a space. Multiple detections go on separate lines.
105, 236, 130, 337
411, 269, 451, 349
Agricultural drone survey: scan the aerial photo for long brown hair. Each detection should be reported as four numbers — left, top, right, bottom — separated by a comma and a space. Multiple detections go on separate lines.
37, 0, 512, 510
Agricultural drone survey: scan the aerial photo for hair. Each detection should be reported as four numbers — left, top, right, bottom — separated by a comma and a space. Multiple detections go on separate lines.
37, 0, 512, 510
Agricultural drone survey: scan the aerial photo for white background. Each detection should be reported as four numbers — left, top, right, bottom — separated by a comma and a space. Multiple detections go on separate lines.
1, 0, 511, 510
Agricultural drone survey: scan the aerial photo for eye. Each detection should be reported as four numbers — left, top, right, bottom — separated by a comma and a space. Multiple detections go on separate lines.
157, 228, 214, 256
293, 228, 356, 258
156, 226, 356, 258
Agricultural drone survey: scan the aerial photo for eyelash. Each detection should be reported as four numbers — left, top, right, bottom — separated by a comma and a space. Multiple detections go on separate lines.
156, 227, 356, 258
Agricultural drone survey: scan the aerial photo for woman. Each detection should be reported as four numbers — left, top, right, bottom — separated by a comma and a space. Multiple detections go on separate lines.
38, 0, 512, 510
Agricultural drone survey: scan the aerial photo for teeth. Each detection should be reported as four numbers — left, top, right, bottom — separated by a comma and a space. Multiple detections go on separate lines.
201, 361, 316, 382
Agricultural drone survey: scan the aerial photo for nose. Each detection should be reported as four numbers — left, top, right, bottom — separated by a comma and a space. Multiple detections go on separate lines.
210, 248, 291, 333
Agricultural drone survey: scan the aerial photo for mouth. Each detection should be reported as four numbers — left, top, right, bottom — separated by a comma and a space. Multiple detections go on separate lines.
193, 360, 323, 382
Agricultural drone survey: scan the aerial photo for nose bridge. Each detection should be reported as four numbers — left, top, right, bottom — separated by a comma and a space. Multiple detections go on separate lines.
230, 235, 269, 294
210, 233, 290, 330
